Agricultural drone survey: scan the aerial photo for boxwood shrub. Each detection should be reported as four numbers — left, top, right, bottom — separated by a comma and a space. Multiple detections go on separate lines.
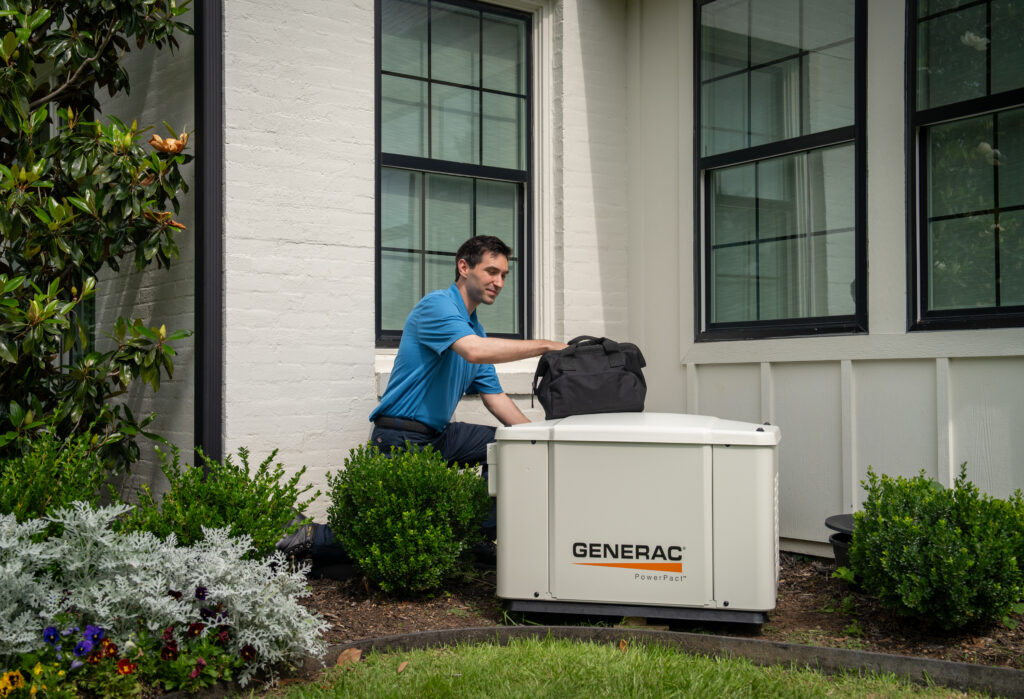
849, 464, 1024, 630
326, 443, 490, 593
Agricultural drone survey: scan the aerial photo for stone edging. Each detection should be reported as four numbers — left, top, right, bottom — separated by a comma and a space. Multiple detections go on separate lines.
304, 625, 1024, 698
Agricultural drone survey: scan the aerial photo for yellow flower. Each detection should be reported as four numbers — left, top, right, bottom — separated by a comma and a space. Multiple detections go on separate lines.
33, 662, 42, 676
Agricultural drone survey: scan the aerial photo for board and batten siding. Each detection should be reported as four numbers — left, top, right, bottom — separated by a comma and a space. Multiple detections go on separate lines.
628, 0, 1024, 555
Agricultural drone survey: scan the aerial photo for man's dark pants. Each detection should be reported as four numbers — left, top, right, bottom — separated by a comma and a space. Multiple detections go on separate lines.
370, 421, 497, 539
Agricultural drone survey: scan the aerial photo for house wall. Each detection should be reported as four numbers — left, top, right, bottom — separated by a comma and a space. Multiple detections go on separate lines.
629, 0, 1024, 555
97, 37, 196, 499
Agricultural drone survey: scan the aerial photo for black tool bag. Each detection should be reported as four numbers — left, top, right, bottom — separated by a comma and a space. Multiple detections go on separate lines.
532, 336, 647, 420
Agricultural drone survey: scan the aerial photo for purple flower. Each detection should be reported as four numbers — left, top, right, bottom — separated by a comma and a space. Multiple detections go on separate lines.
167, 589, 183, 600
83, 625, 104, 644
240, 644, 256, 662
73, 639, 93, 657
188, 657, 207, 679
194, 585, 209, 601
70, 659, 83, 671
43, 626, 59, 645
161, 642, 179, 661
61, 625, 79, 637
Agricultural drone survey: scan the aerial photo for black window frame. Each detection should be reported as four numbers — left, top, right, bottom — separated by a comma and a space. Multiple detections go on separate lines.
693, 0, 868, 342
907, 0, 1024, 331
374, 0, 534, 348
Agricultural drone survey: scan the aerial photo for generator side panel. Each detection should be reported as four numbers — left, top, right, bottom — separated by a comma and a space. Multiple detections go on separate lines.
495, 441, 551, 600
711, 445, 779, 611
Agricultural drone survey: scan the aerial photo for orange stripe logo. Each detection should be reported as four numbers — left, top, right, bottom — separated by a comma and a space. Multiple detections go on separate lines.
573, 561, 682, 573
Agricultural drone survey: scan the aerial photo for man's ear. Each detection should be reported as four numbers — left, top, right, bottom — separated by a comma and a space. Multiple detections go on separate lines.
456, 258, 470, 280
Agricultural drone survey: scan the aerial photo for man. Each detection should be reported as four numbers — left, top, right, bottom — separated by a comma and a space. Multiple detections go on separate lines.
370, 236, 567, 466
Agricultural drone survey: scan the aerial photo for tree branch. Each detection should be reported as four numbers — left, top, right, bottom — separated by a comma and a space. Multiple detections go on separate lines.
29, 23, 120, 111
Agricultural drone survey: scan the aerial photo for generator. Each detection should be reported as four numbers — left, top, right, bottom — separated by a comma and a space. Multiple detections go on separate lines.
486, 412, 781, 624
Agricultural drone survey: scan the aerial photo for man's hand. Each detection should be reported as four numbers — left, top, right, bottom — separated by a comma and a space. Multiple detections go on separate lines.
451, 335, 567, 364
481, 392, 530, 426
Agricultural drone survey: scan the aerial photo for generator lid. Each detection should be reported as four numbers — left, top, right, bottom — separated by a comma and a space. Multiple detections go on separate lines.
495, 412, 780, 446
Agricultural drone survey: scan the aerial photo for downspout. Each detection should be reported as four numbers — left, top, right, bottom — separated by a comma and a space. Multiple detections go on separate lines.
194, 0, 224, 463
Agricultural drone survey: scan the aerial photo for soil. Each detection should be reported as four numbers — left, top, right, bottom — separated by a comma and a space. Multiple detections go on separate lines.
299, 553, 1024, 670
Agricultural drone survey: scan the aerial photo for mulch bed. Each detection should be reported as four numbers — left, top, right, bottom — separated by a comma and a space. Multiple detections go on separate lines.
300, 553, 1024, 670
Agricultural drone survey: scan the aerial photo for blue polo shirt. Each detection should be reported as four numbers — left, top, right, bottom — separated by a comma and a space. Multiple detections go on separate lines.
370, 284, 503, 432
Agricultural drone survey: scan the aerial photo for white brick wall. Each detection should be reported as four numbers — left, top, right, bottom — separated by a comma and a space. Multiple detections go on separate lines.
223, 0, 377, 518
553, 0, 630, 342
97, 37, 196, 499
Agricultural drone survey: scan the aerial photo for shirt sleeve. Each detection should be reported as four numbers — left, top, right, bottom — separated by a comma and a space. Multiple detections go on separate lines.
468, 362, 504, 395
416, 294, 476, 355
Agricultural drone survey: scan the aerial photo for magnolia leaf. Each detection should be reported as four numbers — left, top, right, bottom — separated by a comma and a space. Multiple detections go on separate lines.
336, 648, 362, 668
397, 661, 408, 674
0, 338, 17, 363
618, 639, 628, 653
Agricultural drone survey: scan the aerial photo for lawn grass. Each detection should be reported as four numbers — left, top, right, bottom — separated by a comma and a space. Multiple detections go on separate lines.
265, 637, 986, 698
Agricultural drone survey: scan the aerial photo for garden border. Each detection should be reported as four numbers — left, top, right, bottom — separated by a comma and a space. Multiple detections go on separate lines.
308, 626, 1024, 698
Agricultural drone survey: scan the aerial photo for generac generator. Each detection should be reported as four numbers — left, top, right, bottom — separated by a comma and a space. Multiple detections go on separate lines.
486, 412, 781, 624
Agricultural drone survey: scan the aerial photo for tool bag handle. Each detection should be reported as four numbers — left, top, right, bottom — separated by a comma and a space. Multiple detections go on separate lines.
562, 336, 625, 368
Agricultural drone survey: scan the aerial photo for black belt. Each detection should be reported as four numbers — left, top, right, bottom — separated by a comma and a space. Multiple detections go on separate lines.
373, 416, 439, 437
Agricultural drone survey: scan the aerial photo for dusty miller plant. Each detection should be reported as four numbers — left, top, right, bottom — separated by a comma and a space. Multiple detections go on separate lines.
0, 502, 329, 686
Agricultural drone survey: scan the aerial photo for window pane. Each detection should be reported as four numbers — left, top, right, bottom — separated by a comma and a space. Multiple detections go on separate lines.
477, 180, 518, 240
482, 93, 524, 169
803, 41, 855, 133
381, 168, 421, 249
708, 144, 855, 324
992, 0, 1024, 94
927, 114, 994, 220
382, 0, 427, 77
702, 73, 749, 156
477, 258, 518, 333
998, 108, 1024, 209
431, 84, 480, 163
431, 3, 479, 86
749, 0, 800, 66
381, 251, 422, 331
701, 0, 749, 81
425, 253, 453, 294
929, 215, 996, 309
382, 75, 427, 157
804, 0, 855, 50
750, 58, 800, 147
1001, 211, 1024, 306
483, 14, 525, 94
917, 5, 988, 110
425, 174, 473, 252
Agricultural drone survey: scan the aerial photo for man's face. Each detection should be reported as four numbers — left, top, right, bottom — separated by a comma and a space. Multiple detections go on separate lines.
460, 251, 508, 306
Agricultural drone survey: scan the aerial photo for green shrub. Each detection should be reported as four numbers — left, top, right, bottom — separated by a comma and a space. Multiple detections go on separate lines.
0, 425, 115, 521
118, 446, 320, 558
326, 443, 490, 594
848, 464, 1024, 630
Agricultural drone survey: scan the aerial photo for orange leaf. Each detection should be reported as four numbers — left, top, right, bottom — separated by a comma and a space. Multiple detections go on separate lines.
618, 639, 628, 653
397, 661, 408, 674
336, 648, 362, 668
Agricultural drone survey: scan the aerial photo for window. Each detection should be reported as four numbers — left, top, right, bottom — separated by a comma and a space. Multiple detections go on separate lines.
376, 0, 532, 345
910, 0, 1024, 329
695, 0, 866, 340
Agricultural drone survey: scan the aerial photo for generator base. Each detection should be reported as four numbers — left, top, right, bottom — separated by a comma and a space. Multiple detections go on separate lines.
505, 599, 768, 625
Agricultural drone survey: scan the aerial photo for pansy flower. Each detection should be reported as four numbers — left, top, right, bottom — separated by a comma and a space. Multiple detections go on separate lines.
187, 622, 205, 639
240, 644, 257, 662
73, 639, 93, 657
42, 627, 59, 645
188, 657, 207, 680
83, 625, 104, 645
213, 626, 230, 645
194, 585, 209, 601
116, 659, 137, 676
160, 642, 179, 661
166, 589, 183, 601
102, 638, 118, 658
161, 625, 175, 643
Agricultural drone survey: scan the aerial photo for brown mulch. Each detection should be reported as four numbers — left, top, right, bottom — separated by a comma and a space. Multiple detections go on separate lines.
299, 553, 1024, 670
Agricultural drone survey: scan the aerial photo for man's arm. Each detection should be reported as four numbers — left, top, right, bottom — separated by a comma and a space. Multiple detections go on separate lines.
481, 392, 530, 426
451, 335, 567, 364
